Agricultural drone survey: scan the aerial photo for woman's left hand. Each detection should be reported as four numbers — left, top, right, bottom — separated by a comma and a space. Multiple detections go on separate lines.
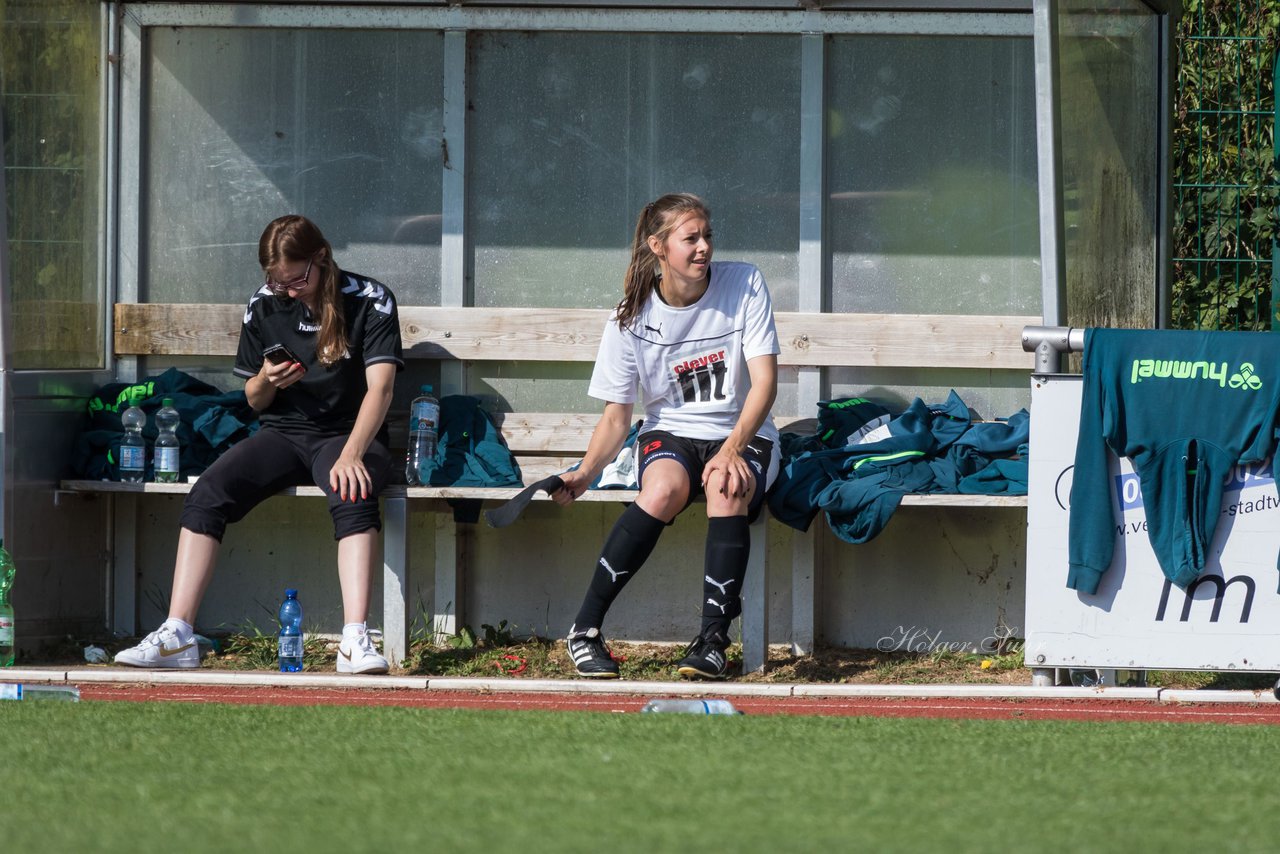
702, 445, 751, 498
330, 452, 372, 503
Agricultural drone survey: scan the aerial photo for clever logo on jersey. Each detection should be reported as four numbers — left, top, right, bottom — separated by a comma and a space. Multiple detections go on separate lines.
671, 350, 728, 404
1129, 359, 1264, 390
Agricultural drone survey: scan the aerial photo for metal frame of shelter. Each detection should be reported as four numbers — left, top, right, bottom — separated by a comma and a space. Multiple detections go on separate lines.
0, 0, 1181, 646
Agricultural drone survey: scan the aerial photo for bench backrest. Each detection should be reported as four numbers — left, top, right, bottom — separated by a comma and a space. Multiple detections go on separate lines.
116, 304, 1037, 369
113, 303, 1037, 476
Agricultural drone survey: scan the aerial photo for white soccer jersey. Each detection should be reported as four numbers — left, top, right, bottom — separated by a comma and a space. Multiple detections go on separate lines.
588, 260, 780, 442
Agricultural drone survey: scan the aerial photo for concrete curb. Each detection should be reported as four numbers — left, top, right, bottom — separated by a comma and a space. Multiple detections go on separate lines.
790, 683, 1165, 701
1159, 688, 1279, 704
425, 677, 795, 697
3, 667, 430, 690
3, 667, 1277, 704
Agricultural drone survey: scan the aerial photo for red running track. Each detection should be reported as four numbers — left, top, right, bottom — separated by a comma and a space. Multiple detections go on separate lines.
74, 683, 1280, 725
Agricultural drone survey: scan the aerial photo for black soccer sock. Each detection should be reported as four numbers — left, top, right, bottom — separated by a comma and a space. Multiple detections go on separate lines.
571, 503, 667, 633
700, 515, 750, 637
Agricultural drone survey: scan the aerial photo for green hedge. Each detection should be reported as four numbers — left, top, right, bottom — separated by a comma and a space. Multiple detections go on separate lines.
1173, 0, 1279, 330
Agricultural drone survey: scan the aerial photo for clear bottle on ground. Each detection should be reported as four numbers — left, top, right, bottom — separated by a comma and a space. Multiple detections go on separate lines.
0, 539, 15, 667
278, 589, 303, 672
0, 684, 80, 701
404, 384, 440, 485
1069, 668, 1101, 687
119, 404, 147, 483
640, 699, 741, 715
153, 397, 181, 483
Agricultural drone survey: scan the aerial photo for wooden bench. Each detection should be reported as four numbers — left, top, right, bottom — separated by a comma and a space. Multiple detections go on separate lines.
62, 304, 1036, 671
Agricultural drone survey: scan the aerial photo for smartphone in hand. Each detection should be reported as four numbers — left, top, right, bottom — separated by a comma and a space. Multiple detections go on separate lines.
263, 343, 304, 370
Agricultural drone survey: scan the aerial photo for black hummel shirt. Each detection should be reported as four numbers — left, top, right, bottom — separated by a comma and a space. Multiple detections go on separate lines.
233, 270, 404, 435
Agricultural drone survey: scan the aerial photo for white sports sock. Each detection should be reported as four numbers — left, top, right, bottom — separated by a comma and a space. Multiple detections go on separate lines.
342, 622, 367, 639
162, 617, 194, 640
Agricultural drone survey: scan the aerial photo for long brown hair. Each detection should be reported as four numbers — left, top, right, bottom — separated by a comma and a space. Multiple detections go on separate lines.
258, 214, 347, 366
615, 193, 711, 329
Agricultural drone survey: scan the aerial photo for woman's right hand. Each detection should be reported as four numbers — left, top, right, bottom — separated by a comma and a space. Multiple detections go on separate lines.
260, 359, 305, 390
552, 469, 592, 506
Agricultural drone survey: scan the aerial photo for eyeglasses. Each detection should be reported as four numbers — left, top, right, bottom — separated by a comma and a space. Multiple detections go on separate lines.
265, 258, 314, 296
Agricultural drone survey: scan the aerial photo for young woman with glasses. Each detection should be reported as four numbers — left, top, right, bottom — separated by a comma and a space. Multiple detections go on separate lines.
115, 214, 404, 674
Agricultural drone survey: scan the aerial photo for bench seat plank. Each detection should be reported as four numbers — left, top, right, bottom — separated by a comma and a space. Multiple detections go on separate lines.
60, 478, 1026, 507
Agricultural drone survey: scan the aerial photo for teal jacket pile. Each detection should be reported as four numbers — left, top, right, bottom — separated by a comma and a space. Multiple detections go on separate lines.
1069, 328, 1280, 594
768, 390, 1029, 544
416, 394, 523, 525
418, 394, 523, 489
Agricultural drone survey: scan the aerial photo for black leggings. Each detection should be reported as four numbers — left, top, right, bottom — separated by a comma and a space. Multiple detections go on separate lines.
180, 427, 391, 542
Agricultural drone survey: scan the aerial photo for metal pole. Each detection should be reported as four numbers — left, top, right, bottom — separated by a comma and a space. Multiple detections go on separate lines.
0, 87, 11, 545
102, 0, 122, 632
1033, 0, 1068, 332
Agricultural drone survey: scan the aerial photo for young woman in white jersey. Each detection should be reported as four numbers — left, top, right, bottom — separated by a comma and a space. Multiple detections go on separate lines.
555, 193, 780, 679
114, 215, 403, 675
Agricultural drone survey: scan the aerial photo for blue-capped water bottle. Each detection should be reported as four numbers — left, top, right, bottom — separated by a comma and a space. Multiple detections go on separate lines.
278, 589, 303, 672
119, 404, 147, 483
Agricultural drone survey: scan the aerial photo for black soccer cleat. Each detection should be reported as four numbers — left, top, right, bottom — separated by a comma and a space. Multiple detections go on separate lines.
567, 627, 620, 679
676, 628, 731, 680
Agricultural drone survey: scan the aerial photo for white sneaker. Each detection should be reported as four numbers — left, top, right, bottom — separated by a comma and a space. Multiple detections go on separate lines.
114, 624, 201, 669
337, 631, 389, 675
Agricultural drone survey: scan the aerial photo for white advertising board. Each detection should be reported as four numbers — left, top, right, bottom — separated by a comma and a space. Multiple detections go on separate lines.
1025, 375, 1280, 671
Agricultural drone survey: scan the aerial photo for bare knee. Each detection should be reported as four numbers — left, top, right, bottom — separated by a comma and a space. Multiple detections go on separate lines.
706, 478, 754, 517
637, 462, 690, 521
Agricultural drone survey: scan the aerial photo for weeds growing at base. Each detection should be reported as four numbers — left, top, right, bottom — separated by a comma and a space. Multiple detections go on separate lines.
36, 614, 1280, 690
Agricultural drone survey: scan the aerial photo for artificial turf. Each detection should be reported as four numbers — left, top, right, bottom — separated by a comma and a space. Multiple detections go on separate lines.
3, 701, 1275, 852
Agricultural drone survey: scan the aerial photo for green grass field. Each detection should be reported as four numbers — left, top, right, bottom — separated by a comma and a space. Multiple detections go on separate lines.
3, 702, 1276, 853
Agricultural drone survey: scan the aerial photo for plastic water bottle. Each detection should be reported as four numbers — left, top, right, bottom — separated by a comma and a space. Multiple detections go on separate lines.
119, 404, 147, 483
1069, 668, 1101, 687
404, 384, 440, 485
0, 539, 14, 667
640, 698, 742, 715
153, 397, 181, 483
0, 683, 80, 701
278, 588, 303, 672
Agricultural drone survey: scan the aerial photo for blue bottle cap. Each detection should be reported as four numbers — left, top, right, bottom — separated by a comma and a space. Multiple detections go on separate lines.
421, 384, 433, 394
285, 588, 298, 598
